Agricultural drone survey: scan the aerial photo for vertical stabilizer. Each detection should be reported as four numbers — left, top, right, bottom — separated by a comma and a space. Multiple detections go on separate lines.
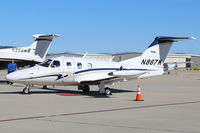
122, 36, 195, 67
121, 36, 195, 78
30, 34, 60, 62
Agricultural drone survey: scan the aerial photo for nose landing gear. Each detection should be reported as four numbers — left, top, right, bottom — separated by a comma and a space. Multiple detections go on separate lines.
22, 84, 31, 94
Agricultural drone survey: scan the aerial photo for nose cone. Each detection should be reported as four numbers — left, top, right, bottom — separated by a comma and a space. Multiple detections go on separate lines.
6, 71, 19, 82
6, 66, 39, 84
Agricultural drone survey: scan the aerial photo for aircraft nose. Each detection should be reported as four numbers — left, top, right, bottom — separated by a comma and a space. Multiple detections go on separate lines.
6, 72, 19, 81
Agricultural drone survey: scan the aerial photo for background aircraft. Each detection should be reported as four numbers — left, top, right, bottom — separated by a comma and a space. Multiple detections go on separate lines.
0, 34, 60, 69
6, 36, 195, 95
164, 60, 193, 74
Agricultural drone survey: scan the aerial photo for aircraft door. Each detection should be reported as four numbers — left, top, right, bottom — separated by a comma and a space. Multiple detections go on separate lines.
63, 59, 74, 84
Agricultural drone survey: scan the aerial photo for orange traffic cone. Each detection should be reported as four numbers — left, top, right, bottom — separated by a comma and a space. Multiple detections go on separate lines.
135, 85, 144, 101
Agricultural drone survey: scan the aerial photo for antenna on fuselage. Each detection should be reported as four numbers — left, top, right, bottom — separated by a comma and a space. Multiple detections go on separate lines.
83, 52, 88, 58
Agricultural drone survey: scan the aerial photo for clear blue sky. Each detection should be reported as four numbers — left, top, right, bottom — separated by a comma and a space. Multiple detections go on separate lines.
0, 0, 199, 54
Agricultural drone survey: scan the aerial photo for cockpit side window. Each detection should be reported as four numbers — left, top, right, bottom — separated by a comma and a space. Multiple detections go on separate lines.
39, 59, 52, 67
51, 60, 60, 68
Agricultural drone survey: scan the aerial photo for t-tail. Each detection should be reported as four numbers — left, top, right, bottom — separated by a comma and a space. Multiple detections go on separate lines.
121, 36, 196, 78
28, 34, 60, 62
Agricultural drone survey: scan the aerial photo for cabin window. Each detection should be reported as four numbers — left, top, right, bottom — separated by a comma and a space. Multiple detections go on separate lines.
77, 62, 82, 69
66, 62, 72, 69
87, 63, 92, 69
51, 60, 60, 68
39, 59, 52, 67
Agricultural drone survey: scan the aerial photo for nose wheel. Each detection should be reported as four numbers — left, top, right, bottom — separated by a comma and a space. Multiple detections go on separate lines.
22, 85, 31, 94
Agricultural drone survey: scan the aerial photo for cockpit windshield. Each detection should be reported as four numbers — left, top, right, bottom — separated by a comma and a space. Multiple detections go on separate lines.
39, 59, 52, 67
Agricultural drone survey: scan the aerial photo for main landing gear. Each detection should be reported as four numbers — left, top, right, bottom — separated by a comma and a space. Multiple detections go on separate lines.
78, 85, 90, 93
22, 84, 31, 94
105, 87, 112, 95
78, 83, 112, 95
98, 82, 112, 95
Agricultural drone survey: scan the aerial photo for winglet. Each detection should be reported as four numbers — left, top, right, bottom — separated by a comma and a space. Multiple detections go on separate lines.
83, 52, 88, 58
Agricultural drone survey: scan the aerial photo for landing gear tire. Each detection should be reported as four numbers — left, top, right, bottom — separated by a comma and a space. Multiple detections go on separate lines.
105, 87, 112, 95
22, 85, 31, 94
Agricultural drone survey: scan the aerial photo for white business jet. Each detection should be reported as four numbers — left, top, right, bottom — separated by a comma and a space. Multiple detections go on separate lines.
0, 34, 60, 68
6, 36, 195, 95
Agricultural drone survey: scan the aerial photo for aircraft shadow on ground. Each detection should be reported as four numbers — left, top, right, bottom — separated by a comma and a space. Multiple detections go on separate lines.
0, 83, 135, 98
40, 87, 135, 98
0, 80, 8, 84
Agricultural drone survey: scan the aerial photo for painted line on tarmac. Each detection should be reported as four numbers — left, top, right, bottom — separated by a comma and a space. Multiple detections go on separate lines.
0, 100, 200, 123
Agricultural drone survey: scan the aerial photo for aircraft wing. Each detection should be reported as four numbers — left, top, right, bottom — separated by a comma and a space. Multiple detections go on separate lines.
79, 71, 147, 85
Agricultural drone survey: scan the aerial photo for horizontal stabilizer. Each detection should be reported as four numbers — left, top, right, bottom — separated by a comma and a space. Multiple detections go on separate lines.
156, 36, 196, 41
31, 34, 60, 61
148, 36, 196, 48
33, 34, 60, 40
